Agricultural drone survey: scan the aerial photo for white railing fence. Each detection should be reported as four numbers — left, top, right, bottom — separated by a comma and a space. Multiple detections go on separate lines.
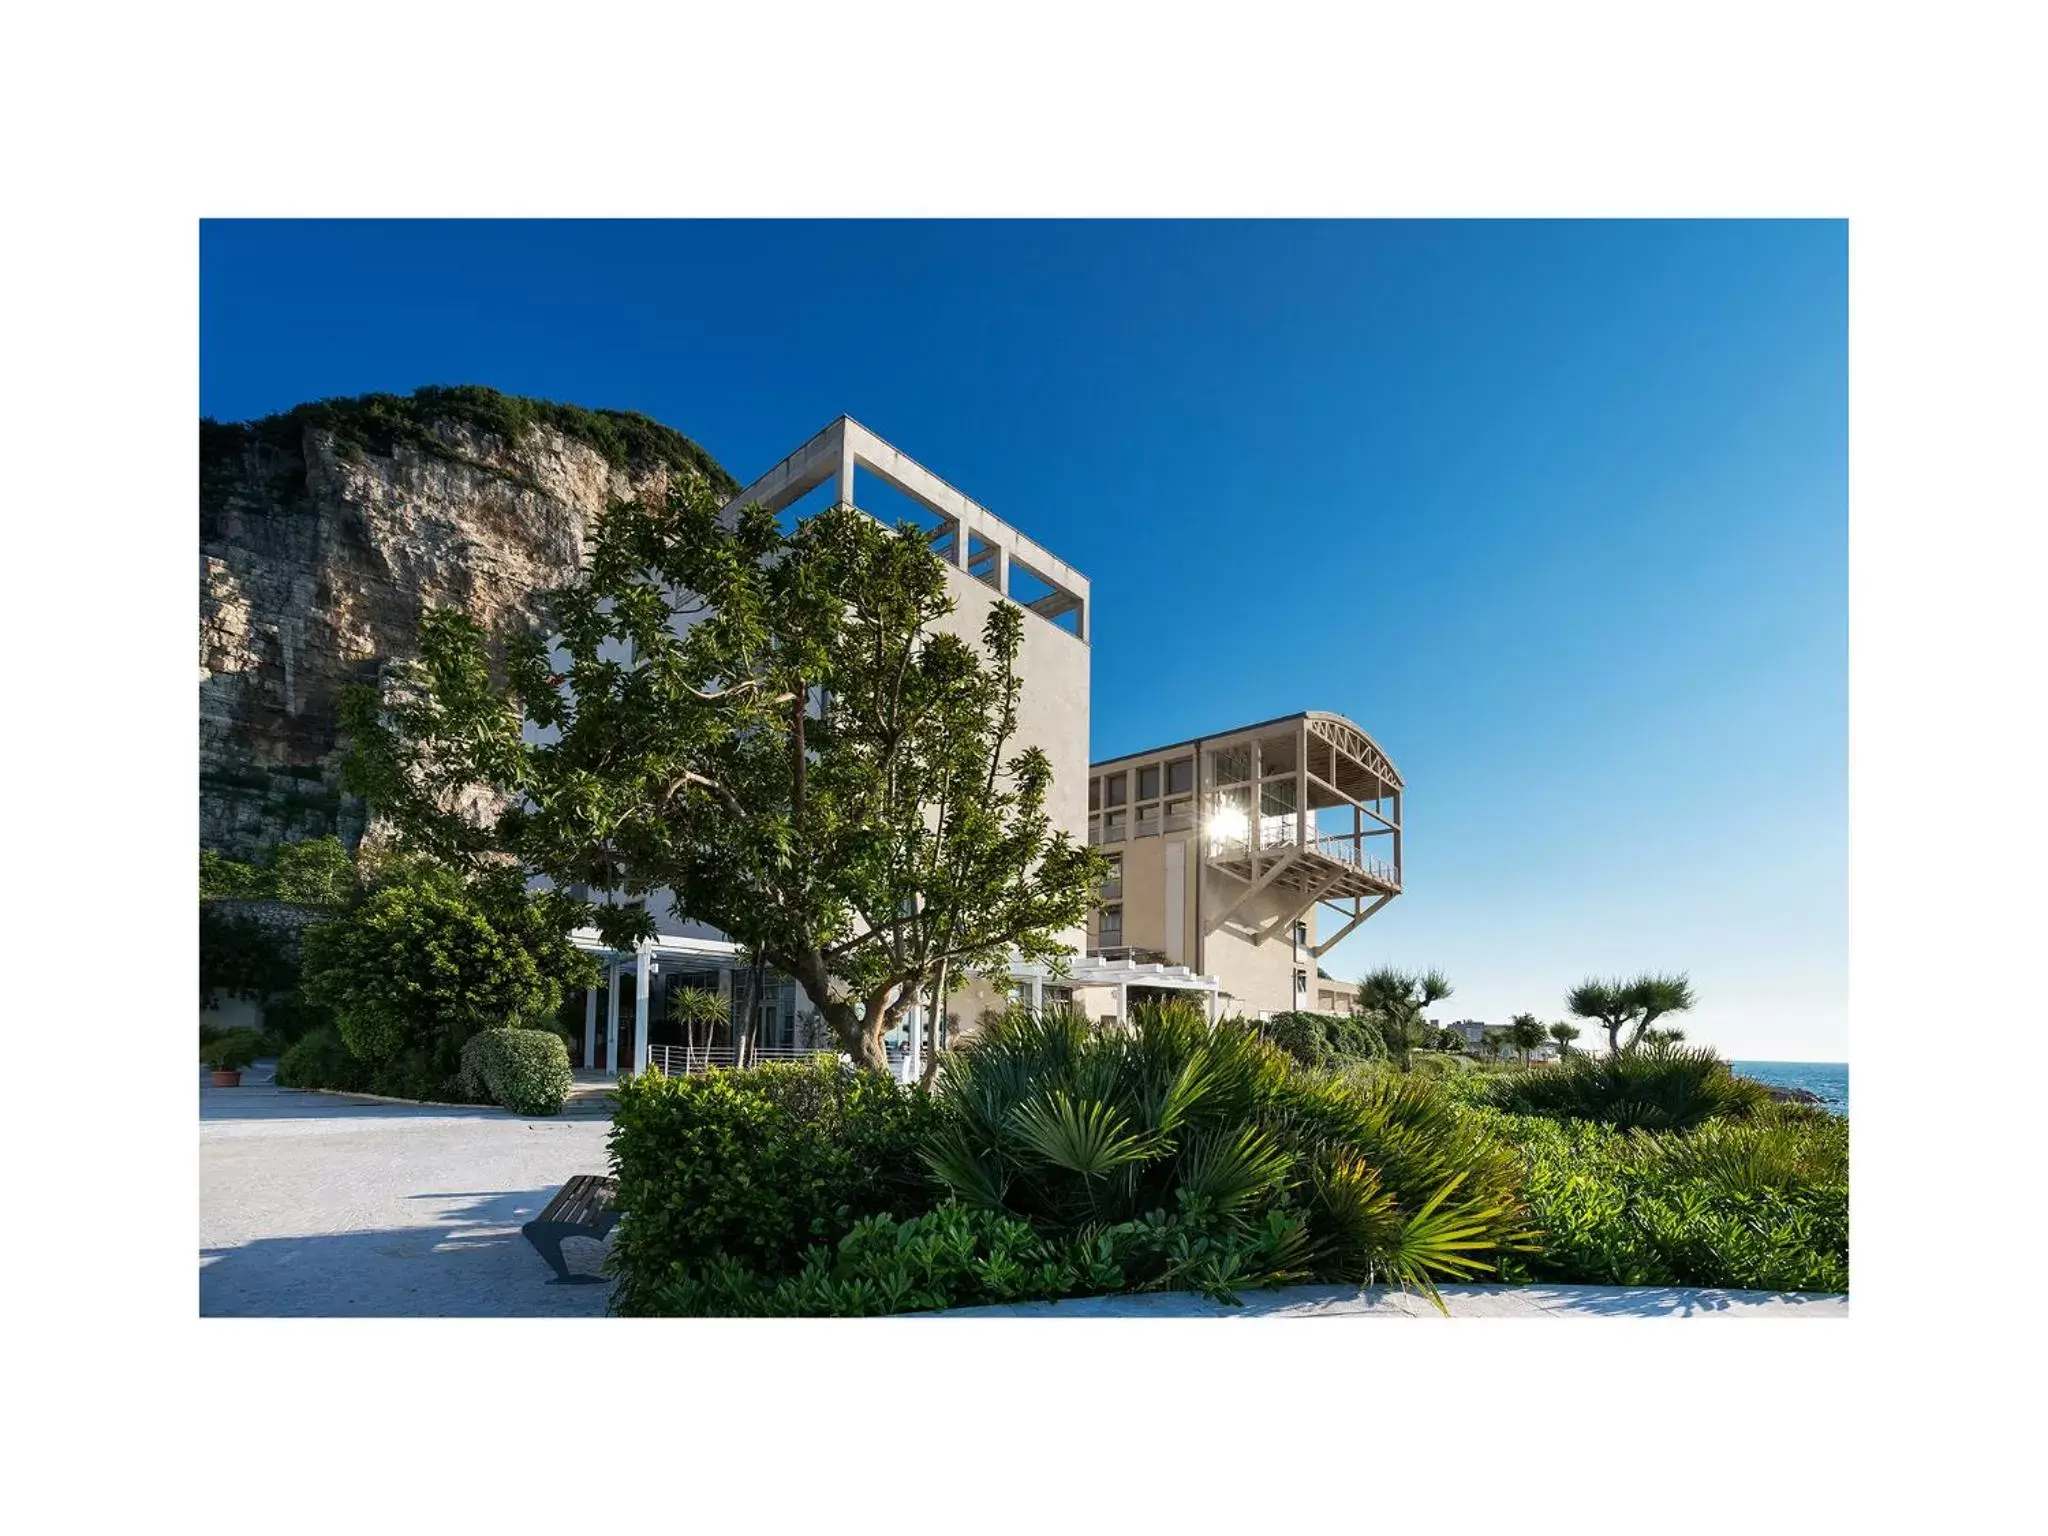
646, 1043, 837, 1077
1311, 834, 1399, 884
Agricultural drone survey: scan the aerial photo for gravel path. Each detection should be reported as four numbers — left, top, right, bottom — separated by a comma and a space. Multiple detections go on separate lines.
201, 1070, 615, 1317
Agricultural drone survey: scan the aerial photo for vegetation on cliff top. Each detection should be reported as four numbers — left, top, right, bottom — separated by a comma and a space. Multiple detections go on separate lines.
200, 383, 737, 497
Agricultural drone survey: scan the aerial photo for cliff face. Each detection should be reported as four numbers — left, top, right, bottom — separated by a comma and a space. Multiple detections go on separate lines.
199, 387, 734, 860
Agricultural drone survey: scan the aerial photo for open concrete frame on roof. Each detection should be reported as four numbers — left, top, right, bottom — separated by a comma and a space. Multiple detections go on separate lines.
723, 415, 1091, 641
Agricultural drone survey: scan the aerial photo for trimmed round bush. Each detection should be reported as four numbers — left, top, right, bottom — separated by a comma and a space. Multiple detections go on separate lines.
458, 1027, 574, 1116
275, 1027, 370, 1092
1260, 1010, 1387, 1070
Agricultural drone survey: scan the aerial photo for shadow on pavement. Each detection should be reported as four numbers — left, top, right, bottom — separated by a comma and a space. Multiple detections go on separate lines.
200, 1186, 613, 1317
203, 1073, 527, 1124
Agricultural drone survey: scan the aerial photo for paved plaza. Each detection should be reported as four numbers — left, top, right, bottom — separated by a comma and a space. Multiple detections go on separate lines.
200, 1070, 614, 1317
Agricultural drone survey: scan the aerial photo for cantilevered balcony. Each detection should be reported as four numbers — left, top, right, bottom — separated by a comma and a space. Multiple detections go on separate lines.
1199, 712, 1404, 958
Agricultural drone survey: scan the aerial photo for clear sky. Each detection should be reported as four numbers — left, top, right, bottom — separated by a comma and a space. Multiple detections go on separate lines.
201, 220, 1846, 1061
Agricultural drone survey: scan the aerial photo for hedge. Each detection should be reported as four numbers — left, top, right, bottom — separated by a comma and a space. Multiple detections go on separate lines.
607, 1060, 942, 1315
275, 1027, 370, 1092
458, 1028, 574, 1116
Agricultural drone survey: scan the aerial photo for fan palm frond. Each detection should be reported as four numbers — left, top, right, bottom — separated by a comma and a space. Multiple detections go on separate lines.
1007, 1092, 1156, 1177
1176, 1128, 1294, 1217
921, 1127, 1009, 1209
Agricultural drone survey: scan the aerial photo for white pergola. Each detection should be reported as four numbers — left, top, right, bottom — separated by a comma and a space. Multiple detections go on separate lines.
570, 929, 743, 1077
1009, 955, 1223, 1025
568, 938, 1226, 1080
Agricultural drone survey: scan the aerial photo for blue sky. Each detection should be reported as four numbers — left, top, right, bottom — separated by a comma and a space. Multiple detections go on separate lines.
201, 220, 1846, 1060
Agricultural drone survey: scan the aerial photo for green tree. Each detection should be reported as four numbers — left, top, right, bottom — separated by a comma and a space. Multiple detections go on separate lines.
300, 861, 594, 1095
1566, 973, 1697, 1055
1355, 967, 1452, 1071
1505, 1012, 1548, 1066
667, 984, 729, 1069
1547, 1020, 1581, 1058
341, 487, 1105, 1073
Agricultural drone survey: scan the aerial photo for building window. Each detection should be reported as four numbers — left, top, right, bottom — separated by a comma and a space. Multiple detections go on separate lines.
1088, 777, 1101, 812
1103, 773, 1128, 808
1293, 920, 1308, 949
1100, 854, 1122, 899
1102, 809, 1126, 842
1136, 764, 1161, 800
1166, 757, 1194, 796
1294, 968, 1308, 996
1099, 904, 1123, 948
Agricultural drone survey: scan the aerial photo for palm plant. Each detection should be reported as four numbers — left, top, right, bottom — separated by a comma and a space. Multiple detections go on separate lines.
1547, 1021, 1580, 1058
1566, 972, 1697, 1054
666, 984, 729, 1070
1505, 1013, 1547, 1066
1488, 1039, 1770, 1132
1624, 975, 1695, 1049
1355, 966, 1452, 1071
924, 1001, 1532, 1302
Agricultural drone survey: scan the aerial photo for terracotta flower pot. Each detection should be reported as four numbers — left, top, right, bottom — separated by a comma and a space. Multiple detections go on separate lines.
210, 1069, 243, 1088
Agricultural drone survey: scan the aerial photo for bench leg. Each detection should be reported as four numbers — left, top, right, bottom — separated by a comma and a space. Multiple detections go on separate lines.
522, 1220, 609, 1285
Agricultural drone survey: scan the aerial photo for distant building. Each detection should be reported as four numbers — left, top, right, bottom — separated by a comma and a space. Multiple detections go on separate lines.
1314, 971, 1357, 1014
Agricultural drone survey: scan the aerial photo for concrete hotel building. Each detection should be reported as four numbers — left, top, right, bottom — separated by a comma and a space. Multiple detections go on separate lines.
566, 421, 1406, 1072
572, 418, 1196, 1077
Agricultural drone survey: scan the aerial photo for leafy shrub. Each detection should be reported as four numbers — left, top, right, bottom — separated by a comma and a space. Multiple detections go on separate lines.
608, 1060, 943, 1315
300, 861, 594, 1092
1488, 1109, 1848, 1293
201, 1029, 265, 1072
199, 907, 296, 1007
275, 1027, 371, 1093
923, 1004, 1532, 1301
1259, 1010, 1387, 1069
1404, 1051, 1473, 1080
1486, 1041, 1772, 1132
459, 1028, 573, 1116
643, 1204, 1117, 1317
258, 987, 332, 1046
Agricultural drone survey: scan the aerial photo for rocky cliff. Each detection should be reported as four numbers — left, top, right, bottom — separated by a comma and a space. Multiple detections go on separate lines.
199, 386, 735, 860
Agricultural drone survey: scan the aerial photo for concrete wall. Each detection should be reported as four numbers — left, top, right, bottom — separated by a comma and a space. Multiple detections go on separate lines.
934, 561, 1091, 876
1200, 864, 1314, 1017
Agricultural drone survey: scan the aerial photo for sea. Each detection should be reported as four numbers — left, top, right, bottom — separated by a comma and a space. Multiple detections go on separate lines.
1731, 1060, 1848, 1117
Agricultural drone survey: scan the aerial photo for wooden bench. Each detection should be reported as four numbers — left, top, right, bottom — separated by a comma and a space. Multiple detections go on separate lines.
522, 1174, 619, 1285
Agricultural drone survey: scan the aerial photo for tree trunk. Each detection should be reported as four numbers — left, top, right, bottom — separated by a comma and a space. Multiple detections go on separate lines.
1606, 1022, 1623, 1055
920, 959, 948, 1089
784, 951, 899, 1075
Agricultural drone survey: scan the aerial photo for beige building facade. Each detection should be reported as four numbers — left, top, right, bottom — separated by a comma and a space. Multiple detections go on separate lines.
1086, 711, 1404, 1018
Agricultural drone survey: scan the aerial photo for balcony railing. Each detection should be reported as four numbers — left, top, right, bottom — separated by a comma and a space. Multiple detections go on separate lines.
646, 1044, 835, 1076
1312, 834, 1399, 884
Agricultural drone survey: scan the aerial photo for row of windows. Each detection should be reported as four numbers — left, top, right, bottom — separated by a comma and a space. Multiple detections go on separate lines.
1090, 757, 1195, 811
